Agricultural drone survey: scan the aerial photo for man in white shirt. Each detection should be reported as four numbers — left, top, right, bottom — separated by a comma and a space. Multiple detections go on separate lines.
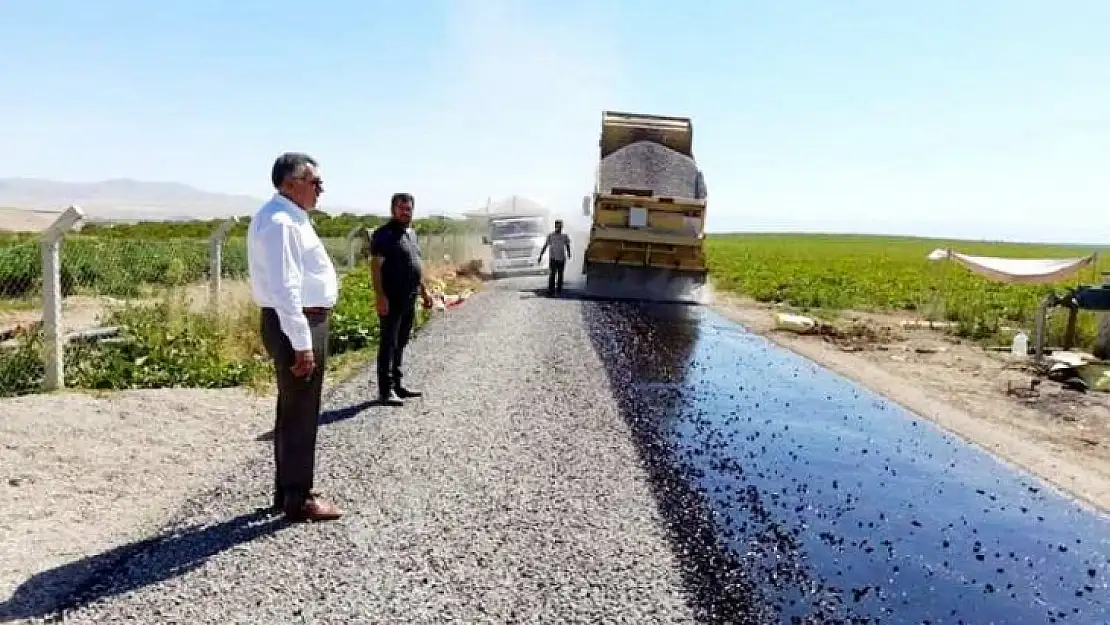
247, 152, 342, 523
537, 219, 571, 295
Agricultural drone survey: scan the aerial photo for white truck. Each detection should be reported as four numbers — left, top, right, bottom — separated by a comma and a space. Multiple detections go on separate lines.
481, 213, 550, 278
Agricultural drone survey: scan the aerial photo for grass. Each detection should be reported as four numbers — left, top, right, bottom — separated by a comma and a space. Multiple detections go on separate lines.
706, 233, 1108, 346
0, 264, 478, 398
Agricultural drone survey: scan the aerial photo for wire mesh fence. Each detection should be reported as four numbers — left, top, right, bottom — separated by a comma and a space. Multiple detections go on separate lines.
70, 236, 239, 300
0, 217, 253, 396
0, 233, 40, 310
338, 227, 488, 273
1, 209, 490, 397
417, 231, 486, 268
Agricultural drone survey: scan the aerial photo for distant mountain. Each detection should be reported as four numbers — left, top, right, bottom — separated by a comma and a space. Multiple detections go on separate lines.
0, 177, 372, 230
0, 178, 554, 234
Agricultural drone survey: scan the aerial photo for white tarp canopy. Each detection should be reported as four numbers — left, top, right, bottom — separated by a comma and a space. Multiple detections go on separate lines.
927, 248, 1097, 285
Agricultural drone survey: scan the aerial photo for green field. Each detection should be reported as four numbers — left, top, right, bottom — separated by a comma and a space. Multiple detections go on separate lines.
706, 233, 1108, 344
3, 225, 1107, 398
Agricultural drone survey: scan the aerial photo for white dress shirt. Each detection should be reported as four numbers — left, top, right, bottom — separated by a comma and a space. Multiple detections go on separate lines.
247, 194, 338, 351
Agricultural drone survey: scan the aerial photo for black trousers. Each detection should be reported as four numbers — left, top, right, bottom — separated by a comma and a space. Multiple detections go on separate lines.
548, 259, 566, 293
260, 307, 330, 507
377, 293, 417, 396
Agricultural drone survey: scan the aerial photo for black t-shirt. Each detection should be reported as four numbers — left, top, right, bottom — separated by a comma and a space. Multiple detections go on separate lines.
369, 221, 423, 299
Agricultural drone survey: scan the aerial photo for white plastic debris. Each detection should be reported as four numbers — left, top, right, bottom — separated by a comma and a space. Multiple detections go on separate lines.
774, 313, 818, 335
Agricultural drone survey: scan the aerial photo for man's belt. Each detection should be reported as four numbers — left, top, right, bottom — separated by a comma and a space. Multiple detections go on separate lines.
261, 306, 331, 317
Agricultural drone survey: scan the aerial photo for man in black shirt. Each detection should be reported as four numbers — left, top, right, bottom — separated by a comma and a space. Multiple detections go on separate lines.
370, 193, 433, 405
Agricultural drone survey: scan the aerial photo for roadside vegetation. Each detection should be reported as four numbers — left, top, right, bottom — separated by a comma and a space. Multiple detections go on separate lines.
0, 265, 477, 397
7, 224, 1104, 397
0, 213, 481, 398
0, 212, 468, 299
706, 233, 1108, 346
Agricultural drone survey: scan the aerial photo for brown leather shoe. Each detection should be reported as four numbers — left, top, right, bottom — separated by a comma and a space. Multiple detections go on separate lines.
273, 489, 323, 512
284, 495, 342, 523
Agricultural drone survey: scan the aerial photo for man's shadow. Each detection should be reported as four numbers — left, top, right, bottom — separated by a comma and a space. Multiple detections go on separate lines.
256, 401, 375, 441
0, 508, 286, 621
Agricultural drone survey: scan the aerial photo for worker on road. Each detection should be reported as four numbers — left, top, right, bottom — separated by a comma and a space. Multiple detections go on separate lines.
538, 219, 571, 296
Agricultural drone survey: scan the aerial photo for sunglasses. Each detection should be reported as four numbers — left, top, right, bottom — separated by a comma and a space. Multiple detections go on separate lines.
298, 175, 323, 192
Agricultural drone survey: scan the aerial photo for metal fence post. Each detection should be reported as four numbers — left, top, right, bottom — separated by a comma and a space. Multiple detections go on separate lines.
208, 217, 238, 312
1096, 272, 1110, 359
346, 225, 363, 270
39, 205, 86, 391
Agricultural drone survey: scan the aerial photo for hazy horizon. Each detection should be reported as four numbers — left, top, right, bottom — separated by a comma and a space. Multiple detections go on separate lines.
2, 177, 1107, 249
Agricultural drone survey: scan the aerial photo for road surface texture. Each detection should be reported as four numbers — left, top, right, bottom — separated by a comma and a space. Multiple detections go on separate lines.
2, 277, 1108, 624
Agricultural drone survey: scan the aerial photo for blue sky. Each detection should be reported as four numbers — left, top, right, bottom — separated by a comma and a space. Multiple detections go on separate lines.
1, 1, 1108, 242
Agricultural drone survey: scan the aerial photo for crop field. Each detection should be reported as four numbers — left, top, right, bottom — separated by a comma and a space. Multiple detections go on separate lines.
706, 233, 1109, 344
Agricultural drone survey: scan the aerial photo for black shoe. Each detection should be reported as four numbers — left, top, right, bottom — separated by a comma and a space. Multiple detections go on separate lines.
376, 391, 404, 406
272, 478, 285, 511
394, 386, 422, 399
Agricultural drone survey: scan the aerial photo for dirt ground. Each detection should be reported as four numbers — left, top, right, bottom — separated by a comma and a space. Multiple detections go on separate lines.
713, 293, 1110, 514
3, 269, 1107, 604
0, 208, 56, 233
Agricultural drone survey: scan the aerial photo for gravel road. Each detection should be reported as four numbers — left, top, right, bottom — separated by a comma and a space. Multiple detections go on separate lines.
4, 277, 1108, 624
0, 387, 273, 603
1, 278, 704, 624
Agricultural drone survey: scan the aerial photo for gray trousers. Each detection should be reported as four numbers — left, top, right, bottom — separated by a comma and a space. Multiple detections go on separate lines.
376, 293, 417, 396
260, 307, 330, 506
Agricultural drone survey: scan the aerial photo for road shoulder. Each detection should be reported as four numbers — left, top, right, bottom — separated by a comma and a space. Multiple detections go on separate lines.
0, 387, 274, 601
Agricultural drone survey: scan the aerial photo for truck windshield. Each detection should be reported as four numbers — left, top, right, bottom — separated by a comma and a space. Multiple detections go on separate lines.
491, 220, 543, 239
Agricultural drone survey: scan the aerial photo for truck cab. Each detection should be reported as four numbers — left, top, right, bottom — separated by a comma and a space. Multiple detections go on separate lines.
483, 214, 550, 278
